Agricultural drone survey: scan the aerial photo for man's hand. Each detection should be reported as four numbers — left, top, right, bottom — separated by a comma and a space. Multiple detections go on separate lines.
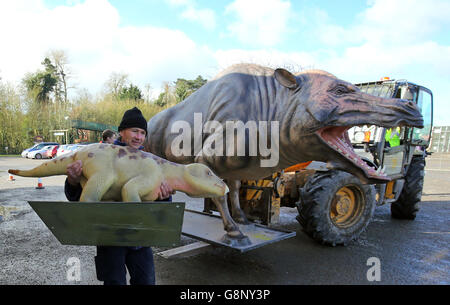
66, 160, 83, 186
158, 181, 175, 200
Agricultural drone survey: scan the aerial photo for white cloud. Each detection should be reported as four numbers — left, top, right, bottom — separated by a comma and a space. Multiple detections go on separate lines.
305, 0, 450, 48
359, 0, 450, 44
181, 7, 216, 30
166, 0, 191, 6
225, 0, 292, 47
0, 0, 216, 97
0, 0, 119, 83
299, 8, 356, 47
166, 0, 216, 30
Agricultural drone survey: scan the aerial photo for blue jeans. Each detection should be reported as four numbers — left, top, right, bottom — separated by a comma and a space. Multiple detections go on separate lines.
95, 246, 155, 285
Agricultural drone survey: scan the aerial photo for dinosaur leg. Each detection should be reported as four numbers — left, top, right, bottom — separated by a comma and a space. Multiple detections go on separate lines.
121, 177, 145, 202
122, 174, 161, 202
228, 179, 249, 224
195, 146, 250, 243
79, 173, 114, 202
210, 196, 251, 246
209, 196, 240, 236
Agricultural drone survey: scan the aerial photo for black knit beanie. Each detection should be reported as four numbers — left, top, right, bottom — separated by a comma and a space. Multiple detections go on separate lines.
118, 107, 147, 134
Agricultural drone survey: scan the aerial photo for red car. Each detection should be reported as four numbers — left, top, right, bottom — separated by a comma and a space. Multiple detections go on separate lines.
43, 145, 59, 159
51, 145, 59, 158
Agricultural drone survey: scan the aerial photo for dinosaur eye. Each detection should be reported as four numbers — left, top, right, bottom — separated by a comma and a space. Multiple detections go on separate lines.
331, 84, 352, 95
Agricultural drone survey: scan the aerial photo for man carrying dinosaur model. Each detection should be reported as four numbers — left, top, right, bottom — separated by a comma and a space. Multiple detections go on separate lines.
65, 107, 174, 285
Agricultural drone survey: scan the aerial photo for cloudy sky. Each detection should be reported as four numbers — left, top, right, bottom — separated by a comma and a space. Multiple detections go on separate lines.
0, 0, 449, 125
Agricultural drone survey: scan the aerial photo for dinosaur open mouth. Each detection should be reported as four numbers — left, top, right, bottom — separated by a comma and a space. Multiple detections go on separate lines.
316, 126, 390, 181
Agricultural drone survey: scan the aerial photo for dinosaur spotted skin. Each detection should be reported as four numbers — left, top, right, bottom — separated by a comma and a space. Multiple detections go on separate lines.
9, 143, 229, 202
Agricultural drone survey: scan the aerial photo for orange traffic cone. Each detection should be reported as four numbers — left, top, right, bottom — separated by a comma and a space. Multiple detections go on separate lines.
8, 174, 15, 181
36, 178, 45, 189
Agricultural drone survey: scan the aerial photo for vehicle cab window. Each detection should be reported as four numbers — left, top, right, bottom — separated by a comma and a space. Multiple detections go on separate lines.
412, 89, 433, 145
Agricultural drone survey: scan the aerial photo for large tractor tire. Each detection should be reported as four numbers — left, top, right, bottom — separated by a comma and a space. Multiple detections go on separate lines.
391, 155, 425, 220
296, 170, 376, 246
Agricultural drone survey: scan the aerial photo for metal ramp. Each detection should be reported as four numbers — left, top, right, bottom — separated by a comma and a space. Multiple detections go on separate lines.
181, 209, 296, 253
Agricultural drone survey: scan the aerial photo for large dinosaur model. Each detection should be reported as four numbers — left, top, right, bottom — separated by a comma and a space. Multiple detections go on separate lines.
146, 64, 424, 241
9, 143, 229, 202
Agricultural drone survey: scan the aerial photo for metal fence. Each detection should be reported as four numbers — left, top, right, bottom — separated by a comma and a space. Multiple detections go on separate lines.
430, 126, 450, 153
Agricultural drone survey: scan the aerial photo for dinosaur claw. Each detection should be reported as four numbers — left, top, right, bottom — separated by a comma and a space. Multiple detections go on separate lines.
221, 233, 251, 247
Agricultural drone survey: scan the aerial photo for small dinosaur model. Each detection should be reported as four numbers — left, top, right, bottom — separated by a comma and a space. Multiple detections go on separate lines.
8, 143, 229, 202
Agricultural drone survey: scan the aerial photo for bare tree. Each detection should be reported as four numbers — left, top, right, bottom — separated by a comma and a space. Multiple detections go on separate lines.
104, 72, 129, 98
144, 83, 153, 103
46, 49, 74, 104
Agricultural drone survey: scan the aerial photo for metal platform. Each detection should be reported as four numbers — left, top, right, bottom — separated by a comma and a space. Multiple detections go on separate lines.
28, 201, 185, 247
182, 209, 296, 252
28, 201, 295, 253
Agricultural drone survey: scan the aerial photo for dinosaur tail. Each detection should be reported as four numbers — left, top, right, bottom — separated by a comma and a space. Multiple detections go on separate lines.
8, 154, 77, 178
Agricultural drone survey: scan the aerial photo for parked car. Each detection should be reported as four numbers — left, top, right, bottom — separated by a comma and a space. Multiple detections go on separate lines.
56, 144, 83, 157
22, 142, 59, 158
27, 145, 57, 159
56, 144, 70, 157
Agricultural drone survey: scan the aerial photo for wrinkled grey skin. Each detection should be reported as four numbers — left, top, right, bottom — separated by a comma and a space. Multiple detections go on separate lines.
145, 64, 424, 239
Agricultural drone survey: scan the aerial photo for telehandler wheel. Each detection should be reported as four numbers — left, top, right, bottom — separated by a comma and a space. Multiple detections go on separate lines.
391, 155, 425, 220
296, 170, 376, 246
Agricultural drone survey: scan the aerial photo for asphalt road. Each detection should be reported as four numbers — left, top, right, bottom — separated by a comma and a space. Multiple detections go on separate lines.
0, 154, 448, 285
